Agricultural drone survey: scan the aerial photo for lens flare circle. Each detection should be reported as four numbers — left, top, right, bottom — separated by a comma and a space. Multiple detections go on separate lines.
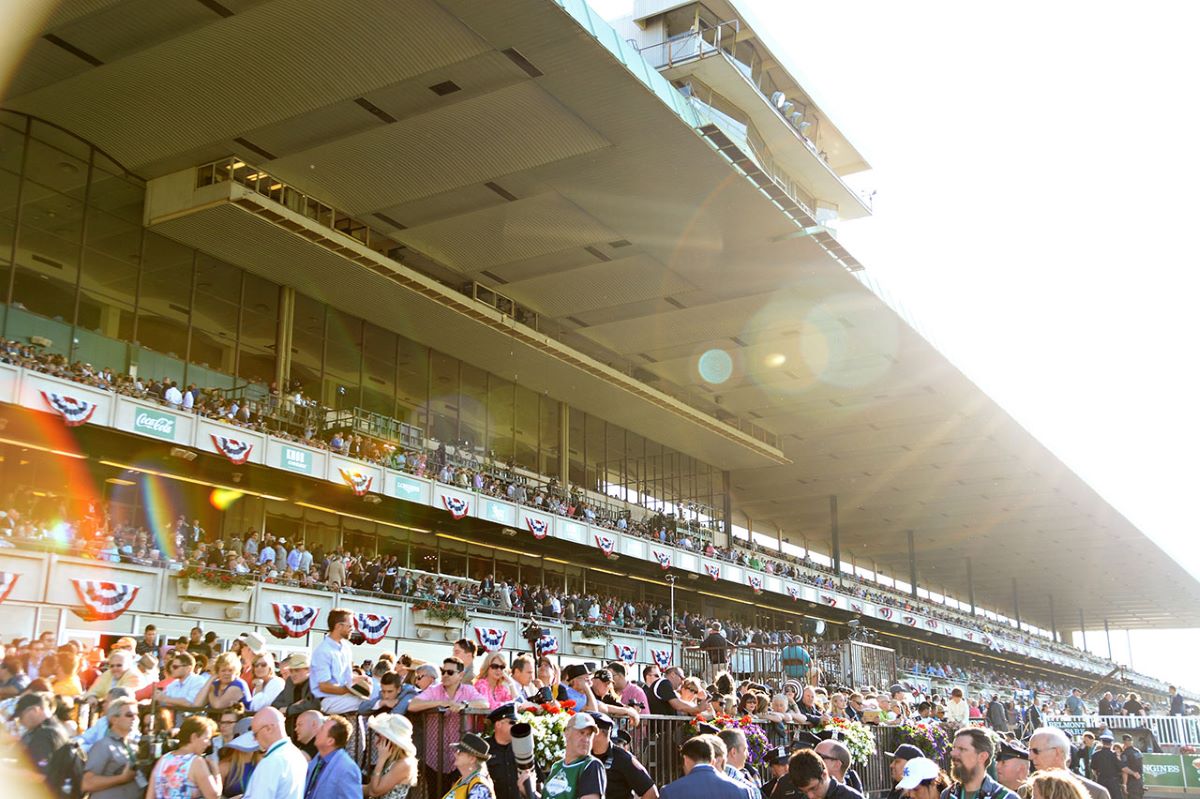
697, 348, 734, 385
210, 488, 244, 511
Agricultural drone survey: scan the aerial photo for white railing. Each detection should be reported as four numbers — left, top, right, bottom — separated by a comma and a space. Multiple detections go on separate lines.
1045, 714, 1200, 746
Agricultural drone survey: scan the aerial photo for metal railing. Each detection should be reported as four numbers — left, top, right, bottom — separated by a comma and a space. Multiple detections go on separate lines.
1044, 714, 1200, 747
636, 19, 742, 71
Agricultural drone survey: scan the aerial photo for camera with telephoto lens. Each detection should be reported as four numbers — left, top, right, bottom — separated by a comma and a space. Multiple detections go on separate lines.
136, 730, 179, 780
510, 722, 535, 770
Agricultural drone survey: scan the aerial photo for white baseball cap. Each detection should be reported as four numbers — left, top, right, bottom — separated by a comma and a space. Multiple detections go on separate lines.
896, 757, 940, 789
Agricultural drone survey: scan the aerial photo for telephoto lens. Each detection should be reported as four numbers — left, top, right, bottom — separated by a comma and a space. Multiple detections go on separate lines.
510, 722, 535, 770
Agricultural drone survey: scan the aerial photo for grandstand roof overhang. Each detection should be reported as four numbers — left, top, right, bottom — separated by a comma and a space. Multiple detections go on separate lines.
4, 0, 1198, 632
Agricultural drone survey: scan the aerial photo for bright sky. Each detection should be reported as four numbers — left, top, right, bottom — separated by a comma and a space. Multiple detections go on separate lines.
591, 0, 1200, 691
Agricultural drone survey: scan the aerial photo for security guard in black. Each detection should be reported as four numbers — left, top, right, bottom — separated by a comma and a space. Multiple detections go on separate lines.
589, 712, 655, 799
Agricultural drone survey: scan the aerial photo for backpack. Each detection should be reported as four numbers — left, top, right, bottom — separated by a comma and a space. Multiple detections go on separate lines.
45, 740, 88, 799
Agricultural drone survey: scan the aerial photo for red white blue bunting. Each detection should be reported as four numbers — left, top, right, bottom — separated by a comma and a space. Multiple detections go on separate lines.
41, 391, 98, 427
747, 575, 763, 594
612, 644, 637, 664
474, 627, 508, 653
271, 603, 320, 638
594, 534, 616, 557
651, 648, 672, 669
652, 550, 671, 570
442, 494, 469, 519
535, 633, 559, 656
211, 434, 253, 464
340, 469, 374, 496
821, 594, 839, 608
526, 518, 549, 539
786, 585, 800, 601
0, 571, 19, 604
878, 607, 894, 620
850, 602, 865, 614
903, 615, 917, 626
354, 613, 392, 644
925, 619, 939, 630
71, 578, 139, 621
704, 563, 721, 582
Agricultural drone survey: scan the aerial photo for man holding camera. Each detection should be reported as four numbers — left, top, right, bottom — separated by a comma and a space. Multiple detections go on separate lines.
81, 697, 142, 799
486, 703, 532, 799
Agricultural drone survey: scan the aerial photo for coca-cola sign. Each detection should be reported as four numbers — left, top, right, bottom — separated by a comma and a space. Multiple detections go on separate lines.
132, 408, 177, 440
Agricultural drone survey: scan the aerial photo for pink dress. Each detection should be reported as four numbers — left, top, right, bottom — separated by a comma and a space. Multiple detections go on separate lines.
473, 678, 515, 710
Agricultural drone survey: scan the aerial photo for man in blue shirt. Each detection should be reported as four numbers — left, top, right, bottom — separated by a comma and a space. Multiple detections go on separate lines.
304, 715, 361, 799
1066, 689, 1087, 716
661, 734, 751, 799
310, 608, 370, 714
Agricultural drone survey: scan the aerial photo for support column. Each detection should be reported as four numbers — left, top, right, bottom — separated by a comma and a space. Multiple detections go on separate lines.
274, 285, 295, 390
829, 495, 841, 576
558, 401, 569, 486
1104, 618, 1113, 661
1049, 594, 1058, 642
907, 530, 918, 598
1012, 577, 1021, 630
966, 557, 976, 615
1079, 608, 1087, 652
1125, 628, 1134, 668
721, 471, 732, 549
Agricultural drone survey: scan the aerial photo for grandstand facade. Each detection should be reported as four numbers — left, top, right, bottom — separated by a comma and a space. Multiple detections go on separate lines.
0, 0, 1195, 707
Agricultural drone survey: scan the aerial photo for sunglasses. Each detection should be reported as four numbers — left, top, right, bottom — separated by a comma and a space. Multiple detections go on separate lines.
254, 662, 270, 668
489, 663, 505, 670
441, 669, 460, 676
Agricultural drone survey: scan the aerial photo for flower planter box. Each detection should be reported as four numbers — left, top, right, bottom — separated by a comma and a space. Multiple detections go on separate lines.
412, 609, 464, 640
570, 630, 608, 648
177, 578, 253, 603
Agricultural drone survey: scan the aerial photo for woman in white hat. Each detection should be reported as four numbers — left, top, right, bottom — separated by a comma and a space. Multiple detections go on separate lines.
367, 713, 419, 799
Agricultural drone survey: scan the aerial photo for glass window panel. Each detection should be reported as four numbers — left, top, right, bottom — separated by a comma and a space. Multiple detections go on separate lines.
136, 233, 192, 361
24, 123, 89, 197
539, 396, 559, 480
584, 413, 604, 494
604, 423, 625, 501
0, 118, 24, 297
458, 363, 487, 454
568, 407, 585, 486
361, 321, 396, 416
323, 308, 362, 409
486, 374, 514, 464
189, 255, 241, 387
13, 179, 84, 324
395, 336, 428, 431
428, 350, 458, 444
238, 272, 278, 391
513, 384, 538, 472
86, 168, 143, 225
291, 292, 324, 399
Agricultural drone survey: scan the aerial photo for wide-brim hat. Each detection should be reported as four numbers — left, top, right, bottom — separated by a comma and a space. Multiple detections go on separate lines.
452, 732, 490, 759
226, 731, 259, 752
281, 652, 310, 670
368, 713, 416, 756
240, 631, 266, 654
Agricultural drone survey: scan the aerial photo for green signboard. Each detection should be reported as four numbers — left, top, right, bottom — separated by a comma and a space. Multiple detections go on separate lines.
1185, 754, 1200, 790
279, 445, 314, 475
1142, 753, 1187, 790
132, 407, 177, 440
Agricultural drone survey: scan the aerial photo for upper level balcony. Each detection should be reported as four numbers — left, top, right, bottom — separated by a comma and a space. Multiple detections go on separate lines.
620, 10, 872, 224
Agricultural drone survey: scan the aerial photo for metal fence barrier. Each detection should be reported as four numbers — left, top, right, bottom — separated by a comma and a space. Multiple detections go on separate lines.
1044, 714, 1200, 747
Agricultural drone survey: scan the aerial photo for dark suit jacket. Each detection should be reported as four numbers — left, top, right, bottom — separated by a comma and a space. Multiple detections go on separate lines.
662, 764, 752, 799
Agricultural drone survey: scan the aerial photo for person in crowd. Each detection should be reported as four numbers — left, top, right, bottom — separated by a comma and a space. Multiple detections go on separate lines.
885, 744, 926, 799
147, 714, 223, 799
1065, 689, 1086, 716
310, 608, 371, 714
796, 685, 829, 727
476, 652, 519, 710
1026, 771, 1092, 799
86, 649, 140, 700
1089, 733, 1125, 799
210, 708, 242, 766
17, 691, 69, 779
248, 651, 286, 711
816, 739, 863, 795
508, 655, 537, 703
447, 733, 496, 799
591, 710, 655, 799
81, 696, 141, 799
366, 671, 404, 714
1121, 694, 1145, 717
206, 651, 253, 711
1120, 734, 1143, 799
647, 667, 705, 716
532, 712, 605, 799
607, 662, 647, 714
408, 656, 488, 788
137, 625, 159, 658
366, 713, 418, 799
944, 687, 970, 728
241, 707, 308, 799
293, 709, 326, 760
1072, 733, 1098, 780
762, 746, 791, 798
216, 719, 261, 797
660, 734, 744, 799
994, 740, 1031, 794
0, 656, 30, 698
302, 714, 360, 799
395, 663, 437, 715
945, 728, 1018, 799
272, 653, 317, 717
157, 651, 213, 718
1169, 686, 1184, 716
536, 658, 569, 703
453, 639, 480, 682
1098, 692, 1117, 716
718, 727, 760, 799
893, 758, 951, 799
987, 694, 1010, 733
484, 704, 525, 799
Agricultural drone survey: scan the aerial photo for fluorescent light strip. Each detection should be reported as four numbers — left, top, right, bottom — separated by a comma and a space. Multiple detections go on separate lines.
293, 501, 430, 533
98, 460, 286, 502
0, 436, 88, 460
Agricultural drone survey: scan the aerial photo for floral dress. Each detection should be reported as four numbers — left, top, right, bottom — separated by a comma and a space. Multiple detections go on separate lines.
379, 761, 411, 799
154, 751, 199, 799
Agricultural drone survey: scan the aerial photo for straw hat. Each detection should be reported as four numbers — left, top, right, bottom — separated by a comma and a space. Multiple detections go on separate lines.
367, 713, 416, 757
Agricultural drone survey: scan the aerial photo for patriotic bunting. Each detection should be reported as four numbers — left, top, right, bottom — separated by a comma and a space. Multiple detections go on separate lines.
71, 579, 139, 621
787, 585, 800, 601
41, 391, 98, 427
925, 619, 939, 630
536, 634, 559, 656
526, 518, 549, 539
211, 434, 253, 464
704, 563, 721, 582
747, 575, 763, 594
821, 594, 839, 608
271, 603, 320, 638
594, 534, 616, 557
651, 648, 672, 669
903, 615, 917, 626
850, 602, 864, 614
0, 571, 19, 604
964, 631, 975, 641
340, 469, 374, 496
878, 607, 894, 620
354, 613, 392, 644
652, 550, 672, 570
612, 644, 637, 664
474, 627, 508, 653
442, 494, 469, 519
